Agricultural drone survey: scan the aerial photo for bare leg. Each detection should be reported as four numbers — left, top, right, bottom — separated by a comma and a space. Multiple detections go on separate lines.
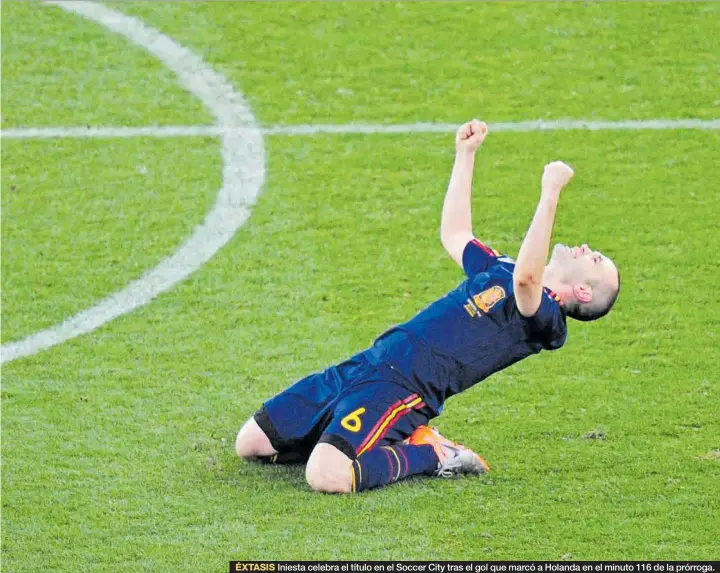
305, 443, 353, 493
235, 417, 278, 458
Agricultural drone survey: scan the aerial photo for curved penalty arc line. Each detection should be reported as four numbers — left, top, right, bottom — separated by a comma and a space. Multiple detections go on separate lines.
1, 1, 266, 364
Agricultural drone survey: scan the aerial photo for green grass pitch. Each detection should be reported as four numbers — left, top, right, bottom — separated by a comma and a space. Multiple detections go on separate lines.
1, 2, 719, 570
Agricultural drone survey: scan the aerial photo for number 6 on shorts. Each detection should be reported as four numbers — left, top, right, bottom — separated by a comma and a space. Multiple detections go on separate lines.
340, 407, 366, 432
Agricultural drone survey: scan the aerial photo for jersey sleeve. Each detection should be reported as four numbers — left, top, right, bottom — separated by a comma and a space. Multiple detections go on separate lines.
526, 290, 568, 350
462, 239, 502, 278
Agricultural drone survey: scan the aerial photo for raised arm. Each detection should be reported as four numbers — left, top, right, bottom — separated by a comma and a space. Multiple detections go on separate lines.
440, 120, 488, 267
513, 161, 574, 317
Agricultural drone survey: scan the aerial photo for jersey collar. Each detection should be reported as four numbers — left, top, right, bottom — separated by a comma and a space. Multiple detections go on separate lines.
543, 287, 566, 311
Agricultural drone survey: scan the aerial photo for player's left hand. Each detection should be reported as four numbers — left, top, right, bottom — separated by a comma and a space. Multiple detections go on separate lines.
456, 119, 488, 154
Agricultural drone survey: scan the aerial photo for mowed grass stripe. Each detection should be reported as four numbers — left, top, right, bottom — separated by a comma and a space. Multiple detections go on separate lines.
0, 1, 211, 128
119, 2, 720, 125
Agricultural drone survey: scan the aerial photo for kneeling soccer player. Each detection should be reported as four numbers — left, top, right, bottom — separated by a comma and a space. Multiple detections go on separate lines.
235, 119, 620, 493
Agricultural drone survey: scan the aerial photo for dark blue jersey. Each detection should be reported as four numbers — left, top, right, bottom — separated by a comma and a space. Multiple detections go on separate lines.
366, 239, 568, 414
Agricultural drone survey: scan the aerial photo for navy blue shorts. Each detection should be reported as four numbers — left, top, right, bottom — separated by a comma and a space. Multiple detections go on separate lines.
254, 352, 432, 460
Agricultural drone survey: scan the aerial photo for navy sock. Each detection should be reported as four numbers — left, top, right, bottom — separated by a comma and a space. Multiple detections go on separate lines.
352, 444, 438, 492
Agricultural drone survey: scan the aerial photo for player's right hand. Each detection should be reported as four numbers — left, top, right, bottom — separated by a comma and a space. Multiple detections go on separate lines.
541, 161, 574, 193
456, 119, 488, 153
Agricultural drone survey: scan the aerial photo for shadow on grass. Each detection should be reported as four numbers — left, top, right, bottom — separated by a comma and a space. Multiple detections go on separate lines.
207, 450, 309, 491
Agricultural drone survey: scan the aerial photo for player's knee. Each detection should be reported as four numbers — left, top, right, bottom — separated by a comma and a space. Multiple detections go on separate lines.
234, 427, 256, 459
235, 417, 276, 459
305, 443, 353, 494
234, 430, 253, 459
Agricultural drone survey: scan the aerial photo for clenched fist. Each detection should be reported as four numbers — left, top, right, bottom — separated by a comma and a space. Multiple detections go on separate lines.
456, 119, 488, 154
541, 161, 574, 194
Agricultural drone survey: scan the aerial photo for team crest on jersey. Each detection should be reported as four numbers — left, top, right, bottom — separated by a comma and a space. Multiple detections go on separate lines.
473, 285, 506, 313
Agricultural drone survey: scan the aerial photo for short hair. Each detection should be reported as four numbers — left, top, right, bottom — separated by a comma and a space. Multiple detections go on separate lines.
566, 270, 620, 322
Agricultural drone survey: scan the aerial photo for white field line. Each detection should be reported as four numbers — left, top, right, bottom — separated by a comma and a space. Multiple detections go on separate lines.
0, 1, 266, 364
2, 118, 720, 139
2, 7, 717, 365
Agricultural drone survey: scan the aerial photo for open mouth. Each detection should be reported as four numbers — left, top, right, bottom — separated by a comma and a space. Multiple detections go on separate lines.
566, 245, 589, 259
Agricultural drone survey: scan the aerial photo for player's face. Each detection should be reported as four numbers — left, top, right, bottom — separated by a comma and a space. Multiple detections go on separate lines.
550, 243, 618, 289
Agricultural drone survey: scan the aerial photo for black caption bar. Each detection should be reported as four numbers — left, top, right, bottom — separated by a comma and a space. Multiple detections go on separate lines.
230, 562, 720, 573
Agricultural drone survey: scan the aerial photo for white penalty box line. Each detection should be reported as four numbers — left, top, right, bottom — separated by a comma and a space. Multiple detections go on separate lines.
2, 118, 720, 139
